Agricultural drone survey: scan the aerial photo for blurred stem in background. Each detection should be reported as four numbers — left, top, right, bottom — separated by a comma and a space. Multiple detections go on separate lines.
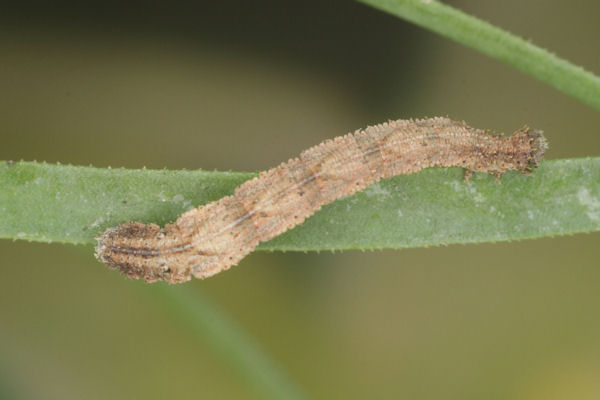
145, 284, 311, 400
359, 0, 600, 111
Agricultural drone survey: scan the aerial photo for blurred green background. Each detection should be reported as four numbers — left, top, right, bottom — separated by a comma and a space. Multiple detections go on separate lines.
1, 1, 600, 399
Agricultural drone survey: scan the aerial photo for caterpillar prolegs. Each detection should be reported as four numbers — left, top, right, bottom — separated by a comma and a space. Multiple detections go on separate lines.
96, 117, 547, 283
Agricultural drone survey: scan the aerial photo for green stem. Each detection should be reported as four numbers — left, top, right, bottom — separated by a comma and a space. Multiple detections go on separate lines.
358, 0, 600, 110
144, 284, 310, 400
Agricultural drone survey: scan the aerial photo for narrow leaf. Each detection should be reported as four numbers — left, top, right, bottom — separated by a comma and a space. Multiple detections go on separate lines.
358, 0, 600, 110
145, 284, 311, 400
1, 159, 599, 249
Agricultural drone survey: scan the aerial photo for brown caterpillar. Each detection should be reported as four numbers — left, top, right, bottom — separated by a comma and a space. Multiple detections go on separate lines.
96, 117, 547, 283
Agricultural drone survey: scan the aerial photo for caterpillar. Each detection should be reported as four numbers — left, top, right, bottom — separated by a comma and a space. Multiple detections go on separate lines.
96, 117, 547, 283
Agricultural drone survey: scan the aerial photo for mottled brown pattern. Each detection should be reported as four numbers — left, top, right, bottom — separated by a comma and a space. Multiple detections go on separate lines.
96, 117, 548, 283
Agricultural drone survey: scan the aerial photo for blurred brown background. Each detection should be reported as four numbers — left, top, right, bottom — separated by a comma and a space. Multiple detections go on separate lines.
1, 1, 600, 399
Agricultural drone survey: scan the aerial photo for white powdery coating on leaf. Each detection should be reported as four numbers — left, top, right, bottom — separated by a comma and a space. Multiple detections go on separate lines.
577, 187, 600, 222
365, 183, 391, 200
91, 217, 105, 229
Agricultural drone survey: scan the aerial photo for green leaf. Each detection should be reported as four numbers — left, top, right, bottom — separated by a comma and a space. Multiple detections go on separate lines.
358, 0, 600, 111
2, 159, 599, 248
143, 284, 310, 400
